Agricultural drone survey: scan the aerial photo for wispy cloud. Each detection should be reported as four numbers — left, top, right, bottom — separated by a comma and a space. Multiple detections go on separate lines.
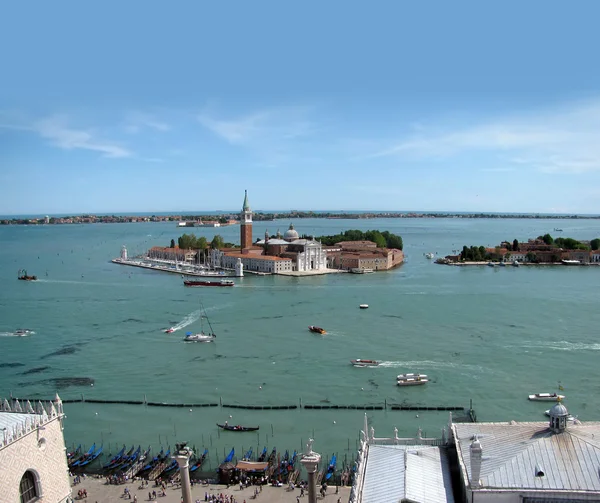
368, 99, 600, 174
0, 113, 132, 158
34, 116, 132, 158
197, 106, 315, 163
123, 111, 170, 134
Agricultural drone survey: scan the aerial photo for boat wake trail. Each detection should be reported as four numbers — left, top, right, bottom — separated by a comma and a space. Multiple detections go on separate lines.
0, 331, 35, 337
521, 340, 600, 352
168, 309, 202, 332
379, 360, 484, 372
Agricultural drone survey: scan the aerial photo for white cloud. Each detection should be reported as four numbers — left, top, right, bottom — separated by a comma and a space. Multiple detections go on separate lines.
369, 99, 600, 174
197, 106, 315, 163
34, 116, 132, 158
124, 112, 170, 134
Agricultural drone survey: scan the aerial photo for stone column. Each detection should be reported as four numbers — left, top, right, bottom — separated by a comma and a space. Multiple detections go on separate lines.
173, 445, 193, 503
300, 439, 321, 503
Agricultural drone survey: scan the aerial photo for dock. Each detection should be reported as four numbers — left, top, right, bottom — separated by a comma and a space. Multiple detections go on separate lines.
111, 258, 238, 278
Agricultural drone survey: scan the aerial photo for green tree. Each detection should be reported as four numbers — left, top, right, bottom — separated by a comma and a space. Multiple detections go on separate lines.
170, 239, 175, 248
195, 236, 208, 250
542, 234, 554, 245
590, 238, 600, 250
526, 251, 537, 263
211, 235, 225, 249
513, 239, 519, 251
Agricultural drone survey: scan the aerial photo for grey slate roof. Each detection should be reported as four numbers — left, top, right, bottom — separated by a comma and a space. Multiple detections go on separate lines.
360, 444, 454, 503
453, 421, 600, 492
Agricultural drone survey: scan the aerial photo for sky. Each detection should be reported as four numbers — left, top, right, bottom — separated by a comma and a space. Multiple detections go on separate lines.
2, 1, 600, 215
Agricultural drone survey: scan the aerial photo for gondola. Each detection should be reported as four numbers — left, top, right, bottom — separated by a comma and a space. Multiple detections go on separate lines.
217, 423, 259, 432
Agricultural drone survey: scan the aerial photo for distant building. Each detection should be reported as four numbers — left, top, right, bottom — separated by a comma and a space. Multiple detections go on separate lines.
0, 394, 71, 503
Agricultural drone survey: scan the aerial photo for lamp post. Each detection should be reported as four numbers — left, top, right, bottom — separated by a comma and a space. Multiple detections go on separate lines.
300, 439, 321, 503
173, 442, 194, 503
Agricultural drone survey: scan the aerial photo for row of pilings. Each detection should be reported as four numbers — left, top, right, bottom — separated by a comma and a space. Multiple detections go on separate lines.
9, 395, 470, 413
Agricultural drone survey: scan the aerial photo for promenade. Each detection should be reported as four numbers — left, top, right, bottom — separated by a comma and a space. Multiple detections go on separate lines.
72, 476, 350, 503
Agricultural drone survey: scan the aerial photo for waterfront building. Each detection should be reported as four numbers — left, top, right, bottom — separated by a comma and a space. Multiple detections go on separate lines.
325, 241, 404, 271
452, 401, 600, 502
0, 394, 71, 503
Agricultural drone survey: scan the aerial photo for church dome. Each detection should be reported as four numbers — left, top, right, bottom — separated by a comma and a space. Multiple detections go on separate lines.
549, 401, 568, 418
283, 223, 299, 241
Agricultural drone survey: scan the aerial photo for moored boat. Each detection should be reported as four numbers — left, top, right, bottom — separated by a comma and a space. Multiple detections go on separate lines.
183, 279, 234, 287
350, 359, 379, 367
528, 393, 565, 401
359, 304, 369, 309
217, 423, 259, 432
308, 325, 326, 334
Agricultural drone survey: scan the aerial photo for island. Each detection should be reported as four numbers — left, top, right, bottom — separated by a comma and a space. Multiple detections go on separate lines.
437, 234, 600, 266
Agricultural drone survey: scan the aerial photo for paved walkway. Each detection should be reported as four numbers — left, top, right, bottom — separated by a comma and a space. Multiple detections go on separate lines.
71, 476, 350, 503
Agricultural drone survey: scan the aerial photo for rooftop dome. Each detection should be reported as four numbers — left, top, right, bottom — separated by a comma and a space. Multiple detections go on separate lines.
548, 401, 568, 418
283, 223, 299, 242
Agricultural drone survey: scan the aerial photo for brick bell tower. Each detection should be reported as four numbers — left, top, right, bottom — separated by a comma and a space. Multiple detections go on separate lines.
240, 189, 253, 249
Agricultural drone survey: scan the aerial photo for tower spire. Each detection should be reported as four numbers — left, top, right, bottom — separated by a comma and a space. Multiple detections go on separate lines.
242, 189, 251, 211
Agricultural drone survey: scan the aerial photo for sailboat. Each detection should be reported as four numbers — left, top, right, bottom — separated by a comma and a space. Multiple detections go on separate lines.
183, 301, 217, 343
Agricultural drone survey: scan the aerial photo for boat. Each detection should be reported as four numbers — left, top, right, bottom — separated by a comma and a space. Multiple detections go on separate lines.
325, 454, 337, 480
512, 260, 520, 267
554, 228, 563, 232
242, 447, 253, 461
308, 325, 326, 334
257, 447, 268, 462
17, 269, 37, 281
359, 304, 369, 309
183, 301, 217, 342
499, 261, 506, 267
397, 373, 428, 380
487, 262, 496, 267
425, 252, 435, 259
14, 328, 33, 336
102, 445, 127, 469
190, 449, 209, 472
396, 376, 428, 386
78, 444, 103, 467
544, 410, 577, 422
223, 447, 235, 463
165, 327, 175, 334
350, 359, 380, 367
528, 393, 565, 401
217, 423, 259, 432
67, 444, 82, 462
561, 259, 581, 266
70, 443, 96, 467
183, 279, 235, 287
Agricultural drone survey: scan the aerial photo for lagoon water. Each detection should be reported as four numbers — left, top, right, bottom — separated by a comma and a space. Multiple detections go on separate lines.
1, 217, 600, 469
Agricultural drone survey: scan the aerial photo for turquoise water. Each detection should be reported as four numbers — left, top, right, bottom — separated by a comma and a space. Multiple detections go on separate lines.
1, 218, 599, 469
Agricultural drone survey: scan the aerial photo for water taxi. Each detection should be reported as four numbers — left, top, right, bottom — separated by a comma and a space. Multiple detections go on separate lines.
350, 359, 380, 367
528, 393, 565, 401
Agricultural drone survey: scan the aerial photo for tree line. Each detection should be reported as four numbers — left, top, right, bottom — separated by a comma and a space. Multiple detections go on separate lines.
313, 229, 403, 250
169, 233, 233, 250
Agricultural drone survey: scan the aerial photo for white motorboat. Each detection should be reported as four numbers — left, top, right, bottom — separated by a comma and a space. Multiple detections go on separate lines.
528, 393, 565, 401
14, 328, 33, 336
350, 359, 380, 367
512, 260, 520, 267
359, 304, 369, 309
397, 376, 428, 386
425, 253, 434, 259
544, 410, 577, 422
397, 373, 428, 380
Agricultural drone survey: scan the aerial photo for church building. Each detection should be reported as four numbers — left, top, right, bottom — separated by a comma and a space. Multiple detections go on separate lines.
211, 191, 328, 274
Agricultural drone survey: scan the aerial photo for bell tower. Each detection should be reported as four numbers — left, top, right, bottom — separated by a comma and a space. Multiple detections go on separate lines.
240, 190, 253, 249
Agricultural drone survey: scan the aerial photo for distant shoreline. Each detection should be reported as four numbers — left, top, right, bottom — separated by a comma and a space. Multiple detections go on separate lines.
2, 212, 600, 225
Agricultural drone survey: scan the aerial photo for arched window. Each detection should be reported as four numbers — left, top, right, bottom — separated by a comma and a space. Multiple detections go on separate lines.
20, 470, 38, 503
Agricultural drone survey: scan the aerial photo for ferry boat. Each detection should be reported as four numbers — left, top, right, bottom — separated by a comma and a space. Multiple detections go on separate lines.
183, 279, 235, 287
528, 393, 565, 401
350, 359, 380, 367
397, 375, 428, 386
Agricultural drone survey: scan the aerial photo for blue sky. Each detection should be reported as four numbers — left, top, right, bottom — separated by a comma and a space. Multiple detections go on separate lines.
2, 1, 600, 215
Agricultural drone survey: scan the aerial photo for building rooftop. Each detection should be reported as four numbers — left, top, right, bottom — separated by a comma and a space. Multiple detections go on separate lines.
359, 444, 454, 503
453, 421, 600, 492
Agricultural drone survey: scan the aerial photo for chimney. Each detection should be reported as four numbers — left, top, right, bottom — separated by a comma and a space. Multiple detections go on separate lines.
470, 436, 483, 489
